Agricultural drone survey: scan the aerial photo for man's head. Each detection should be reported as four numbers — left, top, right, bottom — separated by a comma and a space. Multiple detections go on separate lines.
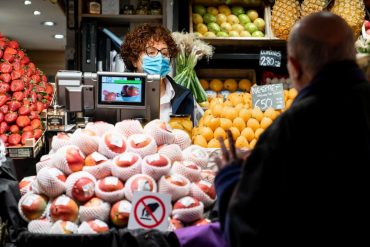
287, 12, 356, 91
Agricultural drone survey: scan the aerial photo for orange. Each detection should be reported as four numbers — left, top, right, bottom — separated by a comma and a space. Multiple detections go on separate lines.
206, 117, 220, 131
208, 138, 221, 148
238, 79, 252, 92
260, 117, 273, 129
239, 108, 252, 122
221, 106, 238, 121
224, 79, 238, 92
247, 118, 260, 132
223, 100, 233, 107
204, 109, 212, 116
214, 127, 226, 139
229, 126, 241, 140
211, 104, 223, 117
254, 128, 264, 139
194, 135, 208, 148
235, 136, 249, 149
210, 79, 224, 92
233, 117, 246, 132
199, 126, 214, 141
200, 79, 209, 90
251, 107, 264, 122
220, 118, 233, 130
249, 139, 257, 149
264, 107, 277, 121
234, 103, 245, 114
241, 127, 254, 142
229, 93, 244, 106
202, 115, 213, 127
288, 88, 298, 99
286, 99, 293, 109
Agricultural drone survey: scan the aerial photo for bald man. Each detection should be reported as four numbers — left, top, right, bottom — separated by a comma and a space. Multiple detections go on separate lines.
215, 12, 370, 246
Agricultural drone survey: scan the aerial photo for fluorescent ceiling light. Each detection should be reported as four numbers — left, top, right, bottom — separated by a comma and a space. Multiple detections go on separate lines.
42, 21, 56, 26
54, 34, 64, 39
33, 10, 41, 15
24, 0, 32, 5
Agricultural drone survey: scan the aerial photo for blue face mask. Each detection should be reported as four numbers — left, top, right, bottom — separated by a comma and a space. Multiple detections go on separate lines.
142, 54, 171, 78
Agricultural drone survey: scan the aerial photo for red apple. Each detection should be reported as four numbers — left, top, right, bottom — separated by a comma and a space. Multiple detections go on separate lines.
110, 200, 132, 227
82, 129, 96, 136
145, 154, 168, 167
130, 134, 151, 149
20, 193, 48, 221
174, 196, 200, 209
165, 174, 187, 187
98, 177, 124, 192
158, 122, 171, 132
86, 219, 109, 233
48, 167, 67, 182
201, 170, 216, 183
50, 195, 79, 222
66, 147, 85, 172
19, 176, 35, 191
131, 176, 155, 192
195, 180, 216, 199
57, 132, 70, 140
104, 133, 126, 154
54, 221, 78, 234
84, 197, 104, 207
170, 218, 184, 230
72, 177, 95, 203
84, 152, 108, 166
192, 218, 211, 226
184, 161, 200, 170
115, 153, 139, 167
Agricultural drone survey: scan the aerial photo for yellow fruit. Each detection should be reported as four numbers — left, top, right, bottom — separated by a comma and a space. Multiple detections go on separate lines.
202, 115, 213, 127
211, 104, 223, 117
204, 109, 212, 116
200, 79, 209, 90
233, 117, 246, 132
192, 14, 204, 25
210, 79, 224, 92
247, 118, 260, 132
209, 97, 224, 108
207, 6, 219, 16
234, 103, 245, 113
286, 99, 293, 109
224, 79, 238, 92
249, 139, 257, 149
223, 100, 233, 107
196, 23, 208, 34
235, 136, 249, 149
288, 88, 298, 99
207, 117, 220, 131
218, 5, 231, 15
264, 107, 277, 121
260, 117, 273, 129
170, 122, 184, 130
208, 138, 221, 148
182, 120, 193, 132
227, 15, 239, 24
239, 108, 252, 123
251, 107, 264, 122
194, 135, 208, 148
229, 93, 244, 106
229, 127, 241, 140
238, 79, 252, 92
224, 139, 230, 149
243, 93, 252, 105
214, 127, 226, 139
221, 106, 238, 121
220, 118, 233, 130
241, 127, 254, 142
192, 127, 200, 136
199, 127, 214, 141
254, 128, 264, 139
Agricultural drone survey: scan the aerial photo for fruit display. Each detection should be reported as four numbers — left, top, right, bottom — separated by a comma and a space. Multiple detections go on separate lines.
271, 0, 301, 40
192, 4, 266, 38
193, 89, 298, 149
262, 71, 292, 89
0, 33, 53, 147
19, 119, 216, 234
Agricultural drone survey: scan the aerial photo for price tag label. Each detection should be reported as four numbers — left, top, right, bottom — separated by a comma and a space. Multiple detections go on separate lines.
251, 83, 285, 111
259, 50, 282, 67
105, 177, 119, 186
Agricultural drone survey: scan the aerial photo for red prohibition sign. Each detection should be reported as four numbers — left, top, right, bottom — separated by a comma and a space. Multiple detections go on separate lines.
134, 195, 166, 228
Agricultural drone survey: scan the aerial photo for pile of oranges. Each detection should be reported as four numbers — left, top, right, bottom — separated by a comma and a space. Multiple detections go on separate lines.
193, 88, 298, 149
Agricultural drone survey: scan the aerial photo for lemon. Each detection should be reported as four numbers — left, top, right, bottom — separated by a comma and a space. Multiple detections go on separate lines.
194, 135, 208, 148
214, 127, 226, 139
235, 136, 249, 149
233, 117, 246, 132
206, 117, 220, 131
264, 107, 277, 120
241, 127, 254, 142
239, 108, 252, 122
229, 127, 241, 140
210, 79, 224, 92
221, 106, 238, 121
208, 138, 221, 148
254, 128, 264, 139
260, 117, 273, 130
199, 126, 214, 142
220, 118, 233, 130
238, 79, 252, 92
196, 23, 208, 34
251, 107, 264, 122
247, 118, 260, 131
227, 14, 239, 24
200, 79, 209, 90
216, 13, 227, 25
249, 139, 257, 149
218, 5, 231, 16
192, 14, 203, 25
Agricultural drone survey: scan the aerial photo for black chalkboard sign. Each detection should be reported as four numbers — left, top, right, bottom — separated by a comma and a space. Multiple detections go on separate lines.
259, 50, 282, 67
251, 83, 285, 111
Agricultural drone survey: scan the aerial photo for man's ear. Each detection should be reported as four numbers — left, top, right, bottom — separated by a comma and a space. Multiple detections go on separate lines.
288, 56, 302, 80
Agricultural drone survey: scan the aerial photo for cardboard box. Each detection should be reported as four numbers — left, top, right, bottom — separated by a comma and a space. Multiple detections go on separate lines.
6, 132, 45, 159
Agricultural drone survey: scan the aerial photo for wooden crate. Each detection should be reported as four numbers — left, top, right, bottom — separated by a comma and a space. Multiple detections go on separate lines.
6, 132, 45, 159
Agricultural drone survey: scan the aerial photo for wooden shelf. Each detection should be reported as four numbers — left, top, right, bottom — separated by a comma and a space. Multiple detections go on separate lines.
81, 14, 163, 23
200, 37, 286, 47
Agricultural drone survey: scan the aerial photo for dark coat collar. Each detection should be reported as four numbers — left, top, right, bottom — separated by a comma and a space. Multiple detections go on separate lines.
166, 76, 191, 114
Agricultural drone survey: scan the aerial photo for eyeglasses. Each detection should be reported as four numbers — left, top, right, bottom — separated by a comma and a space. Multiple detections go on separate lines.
145, 46, 170, 58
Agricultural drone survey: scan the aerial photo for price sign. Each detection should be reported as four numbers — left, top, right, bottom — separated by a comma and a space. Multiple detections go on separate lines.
259, 50, 282, 67
251, 83, 285, 111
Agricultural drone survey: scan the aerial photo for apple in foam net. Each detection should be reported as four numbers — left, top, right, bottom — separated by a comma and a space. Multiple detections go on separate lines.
195, 180, 216, 199
110, 200, 132, 227
57, 132, 70, 140
131, 175, 154, 192
115, 153, 139, 167
174, 196, 200, 209
84, 197, 104, 207
19, 176, 35, 190
49, 167, 67, 182
66, 147, 85, 172
57, 221, 77, 234
84, 152, 108, 166
72, 177, 95, 203
87, 219, 109, 233
171, 218, 184, 229
145, 154, 168, 167
184, 161, 200, 170
130, 135, 151, 149
99, 177, 124, 192
165, 174, 187, 187
81, 129, 96, 136
20, 194, 48, 221
50, 195, 79, 222
104, 133, 126, 154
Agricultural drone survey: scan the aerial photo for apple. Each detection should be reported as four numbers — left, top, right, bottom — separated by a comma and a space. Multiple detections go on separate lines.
56, 132, 70, 140
84, 197, 104, 207
110, 200, 132, 227
19, 176, 35, 191
85, 219, 109, 233
253, 17, 265, 32
174, 196, 200, 209
49, 167, 67, 182
66, 147, 85, 172
84, 152, 108, 166
130, 137, 150, 149
195, 180, 216, 199
82, 129, 96, 136
19, 193, 48, 221
184, 161, 200, 170
98, 177, 124, 192
192, 218, 211, 226
114, 153, 139, 167
104, 133, 126, 154
131, 176, 155, 192
170, 218, 184, 230
201, 169, 216, 183
145, 154, 169, 167
51, 220, 78, 234
165, 175, 187, 187
50, 195, 79, 222
72, 177, 95, 203
158, 121, 171, 132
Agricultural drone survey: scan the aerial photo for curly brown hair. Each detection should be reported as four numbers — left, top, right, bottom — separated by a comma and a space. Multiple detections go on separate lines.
120, 24, 178, 72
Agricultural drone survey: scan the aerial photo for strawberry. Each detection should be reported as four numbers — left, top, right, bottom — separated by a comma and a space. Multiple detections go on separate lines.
12, 61, 21, 71
29, 111, 39, 120
0, 63, 12, 73
21, 56, 30, 65
0, 73, 11, 83
13, 91, 24, 101
42, 75, 47, 83
23, 98, 31, 106
8, 133, 21, 145
0, 112, 4, 122
28, 62, 35, 71
0, 134, 8, 143
4, 112, 17, 123
36, 101, 44, 113
30, 119, 41, 129
17, 50, 25, 59
0, 40, 6, 49
30, 92, 37, 103
18, 106, 30, 116
2, 53, 14, 63
9, 125, 19, 134
21, 131, 34, 145
4, 47, 17, 55
11, 69, 24, 80
8, 40, 19, 49
10, 80, 24, 92
0, 94, 8, 107
23, 126, 33, 132
16, 116, 30, 127
0, 82, 10, 94
0, 122, 9, 134
7, 101, 21, 112
33, 129, 42, 140
31, 74, 40, 83
45, 84, 53, 95
0, 49, 3, 59
0, 105, 9, 114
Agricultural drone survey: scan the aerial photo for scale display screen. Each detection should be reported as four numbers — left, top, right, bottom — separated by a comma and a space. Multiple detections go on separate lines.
98, 74, 145, 106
